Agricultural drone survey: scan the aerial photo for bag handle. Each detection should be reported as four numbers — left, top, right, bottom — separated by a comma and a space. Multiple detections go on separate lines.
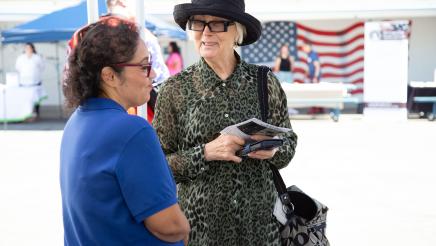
256, 66, 293, 208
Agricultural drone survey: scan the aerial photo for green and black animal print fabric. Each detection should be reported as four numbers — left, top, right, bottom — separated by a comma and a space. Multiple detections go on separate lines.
154, 55, 298, 246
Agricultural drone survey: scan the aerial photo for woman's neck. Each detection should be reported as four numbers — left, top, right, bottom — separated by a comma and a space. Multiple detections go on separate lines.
99, 89, 128, 110
205, 52, 237, 80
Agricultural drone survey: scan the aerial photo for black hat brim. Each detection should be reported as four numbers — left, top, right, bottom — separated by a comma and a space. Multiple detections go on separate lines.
173, 4, 261, 46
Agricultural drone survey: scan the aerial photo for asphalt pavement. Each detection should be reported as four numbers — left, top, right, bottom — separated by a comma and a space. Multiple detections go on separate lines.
1, 115, 435, 245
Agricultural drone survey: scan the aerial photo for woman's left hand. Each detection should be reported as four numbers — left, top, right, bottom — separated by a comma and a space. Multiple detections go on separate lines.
247, 134, 278, 160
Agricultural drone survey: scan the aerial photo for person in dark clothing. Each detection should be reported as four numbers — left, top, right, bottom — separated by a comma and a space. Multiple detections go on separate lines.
273, 44, 295, 83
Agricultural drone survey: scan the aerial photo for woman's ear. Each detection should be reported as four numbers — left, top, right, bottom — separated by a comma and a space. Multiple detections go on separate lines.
101, 66, 117, 87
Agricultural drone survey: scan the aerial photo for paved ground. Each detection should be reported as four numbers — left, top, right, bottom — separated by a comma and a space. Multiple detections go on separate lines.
1, 115, 435, 245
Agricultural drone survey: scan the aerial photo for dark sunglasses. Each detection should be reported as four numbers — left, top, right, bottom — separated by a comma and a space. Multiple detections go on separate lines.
188, 19, 235, 32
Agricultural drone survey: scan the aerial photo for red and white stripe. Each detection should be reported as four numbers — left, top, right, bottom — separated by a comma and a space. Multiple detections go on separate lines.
293, 22, 365, 96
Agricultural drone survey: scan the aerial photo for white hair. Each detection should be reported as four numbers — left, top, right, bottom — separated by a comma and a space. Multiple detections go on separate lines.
235, 22, 246, 46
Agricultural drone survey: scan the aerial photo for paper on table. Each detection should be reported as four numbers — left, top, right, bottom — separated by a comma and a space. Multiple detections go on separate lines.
220, 118, 291, 141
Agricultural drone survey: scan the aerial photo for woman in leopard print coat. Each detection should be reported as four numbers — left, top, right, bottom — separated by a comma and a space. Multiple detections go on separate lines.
154, 0, 298, 245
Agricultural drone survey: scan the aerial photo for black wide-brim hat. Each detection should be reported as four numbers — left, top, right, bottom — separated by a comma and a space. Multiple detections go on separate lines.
173, 0, 262, 46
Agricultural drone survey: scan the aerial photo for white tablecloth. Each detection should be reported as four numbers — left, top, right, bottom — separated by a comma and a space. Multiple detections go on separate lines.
0, 84, 47, 122
281, 82, 348, 109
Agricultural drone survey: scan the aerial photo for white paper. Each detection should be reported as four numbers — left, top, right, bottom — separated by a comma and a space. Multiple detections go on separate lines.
220, 118, 291, 141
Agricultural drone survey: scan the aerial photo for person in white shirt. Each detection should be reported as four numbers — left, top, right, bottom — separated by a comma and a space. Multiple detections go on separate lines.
15, 43, 44, 86
106, 0, 170, 122
105, 0, 170, 86
15, 42, 45, 119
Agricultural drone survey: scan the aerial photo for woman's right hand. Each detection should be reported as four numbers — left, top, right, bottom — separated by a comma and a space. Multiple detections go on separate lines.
204, 134, 245, 163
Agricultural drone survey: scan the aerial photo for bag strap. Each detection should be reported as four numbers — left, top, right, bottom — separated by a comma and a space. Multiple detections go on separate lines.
257, 65, 270, 122
256, 66, 293, 208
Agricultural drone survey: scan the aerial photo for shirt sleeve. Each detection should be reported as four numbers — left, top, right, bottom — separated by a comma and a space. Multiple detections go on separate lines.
115, 126, 178, 223
154, 79, 208, 183
265, 71, 298, 169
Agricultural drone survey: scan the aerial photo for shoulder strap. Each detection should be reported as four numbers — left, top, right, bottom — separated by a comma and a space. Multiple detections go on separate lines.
257, 65, 270, 122
256, 69, 320, 221
257, 66, 293, 207
269, 163, 289, 196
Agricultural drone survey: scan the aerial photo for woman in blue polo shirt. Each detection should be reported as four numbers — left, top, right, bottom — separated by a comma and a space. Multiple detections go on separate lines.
60, 17, 190, 245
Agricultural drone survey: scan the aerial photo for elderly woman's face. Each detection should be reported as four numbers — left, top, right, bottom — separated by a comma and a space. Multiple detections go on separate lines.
191, 15, 237, 61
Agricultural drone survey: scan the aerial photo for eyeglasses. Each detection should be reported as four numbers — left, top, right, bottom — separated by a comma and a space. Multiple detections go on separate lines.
188, 19, 235, 32
113, 53, 152, 77
113, 62, 153, 77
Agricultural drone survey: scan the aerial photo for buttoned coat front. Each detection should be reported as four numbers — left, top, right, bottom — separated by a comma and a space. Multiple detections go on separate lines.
154, 56, 298, 245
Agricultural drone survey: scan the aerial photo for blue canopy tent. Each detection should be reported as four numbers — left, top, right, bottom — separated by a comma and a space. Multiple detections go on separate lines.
0, 0, 187, 44
0, 0, 186, 124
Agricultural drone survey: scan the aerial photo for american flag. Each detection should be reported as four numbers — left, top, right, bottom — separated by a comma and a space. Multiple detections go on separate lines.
241, 21, 364, 96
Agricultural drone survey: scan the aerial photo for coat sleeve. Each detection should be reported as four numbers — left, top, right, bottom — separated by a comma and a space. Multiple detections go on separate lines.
265, 71, 298, 169
153, 79, 209, 183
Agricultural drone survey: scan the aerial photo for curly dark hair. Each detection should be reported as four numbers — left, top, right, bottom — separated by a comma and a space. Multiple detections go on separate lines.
63, 17, 139, 109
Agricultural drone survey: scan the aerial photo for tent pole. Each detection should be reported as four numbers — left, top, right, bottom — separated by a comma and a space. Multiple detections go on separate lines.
55, 42, 63, 119
0, 34, 7, 130
86, 0, 99, 24
0, 34, 5, 83
134, 0, 148, 119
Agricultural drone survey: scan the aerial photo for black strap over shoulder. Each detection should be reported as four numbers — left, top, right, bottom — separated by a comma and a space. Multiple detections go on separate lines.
257, 65, 270, 123
256, 66, 289, 199
256, 68, 327, 234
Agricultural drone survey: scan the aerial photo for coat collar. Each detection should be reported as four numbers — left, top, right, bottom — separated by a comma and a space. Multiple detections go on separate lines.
198, 52, 244, 90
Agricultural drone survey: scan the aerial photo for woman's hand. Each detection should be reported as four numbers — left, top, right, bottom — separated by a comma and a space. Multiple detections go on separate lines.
247, 134, 279, 160
204, 134, 245, 163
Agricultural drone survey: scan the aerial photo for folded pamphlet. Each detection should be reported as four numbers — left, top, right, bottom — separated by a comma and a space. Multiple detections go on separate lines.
220, 118, 291, 141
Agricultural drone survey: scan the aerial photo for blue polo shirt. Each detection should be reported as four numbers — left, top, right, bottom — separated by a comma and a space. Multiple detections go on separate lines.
60, 98, 182, 245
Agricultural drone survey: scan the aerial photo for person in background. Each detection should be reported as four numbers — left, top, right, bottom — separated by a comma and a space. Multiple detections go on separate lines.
67, 0, 170, 122
302, 42, 321, 83
273, 44, 294, 83
105, 0, 170, 85
165, 41, 183, 76
105, 0, 169, 122
15, 42, 45, 119
60, 17, 189, 245
154, 0, 298, 244
302, 42, 323, 114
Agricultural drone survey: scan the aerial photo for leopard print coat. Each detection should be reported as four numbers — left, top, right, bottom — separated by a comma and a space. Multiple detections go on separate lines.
154, 55, 298, 246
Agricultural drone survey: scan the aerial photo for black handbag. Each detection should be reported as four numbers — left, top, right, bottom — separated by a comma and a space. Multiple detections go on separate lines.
257, 66, 330, 246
